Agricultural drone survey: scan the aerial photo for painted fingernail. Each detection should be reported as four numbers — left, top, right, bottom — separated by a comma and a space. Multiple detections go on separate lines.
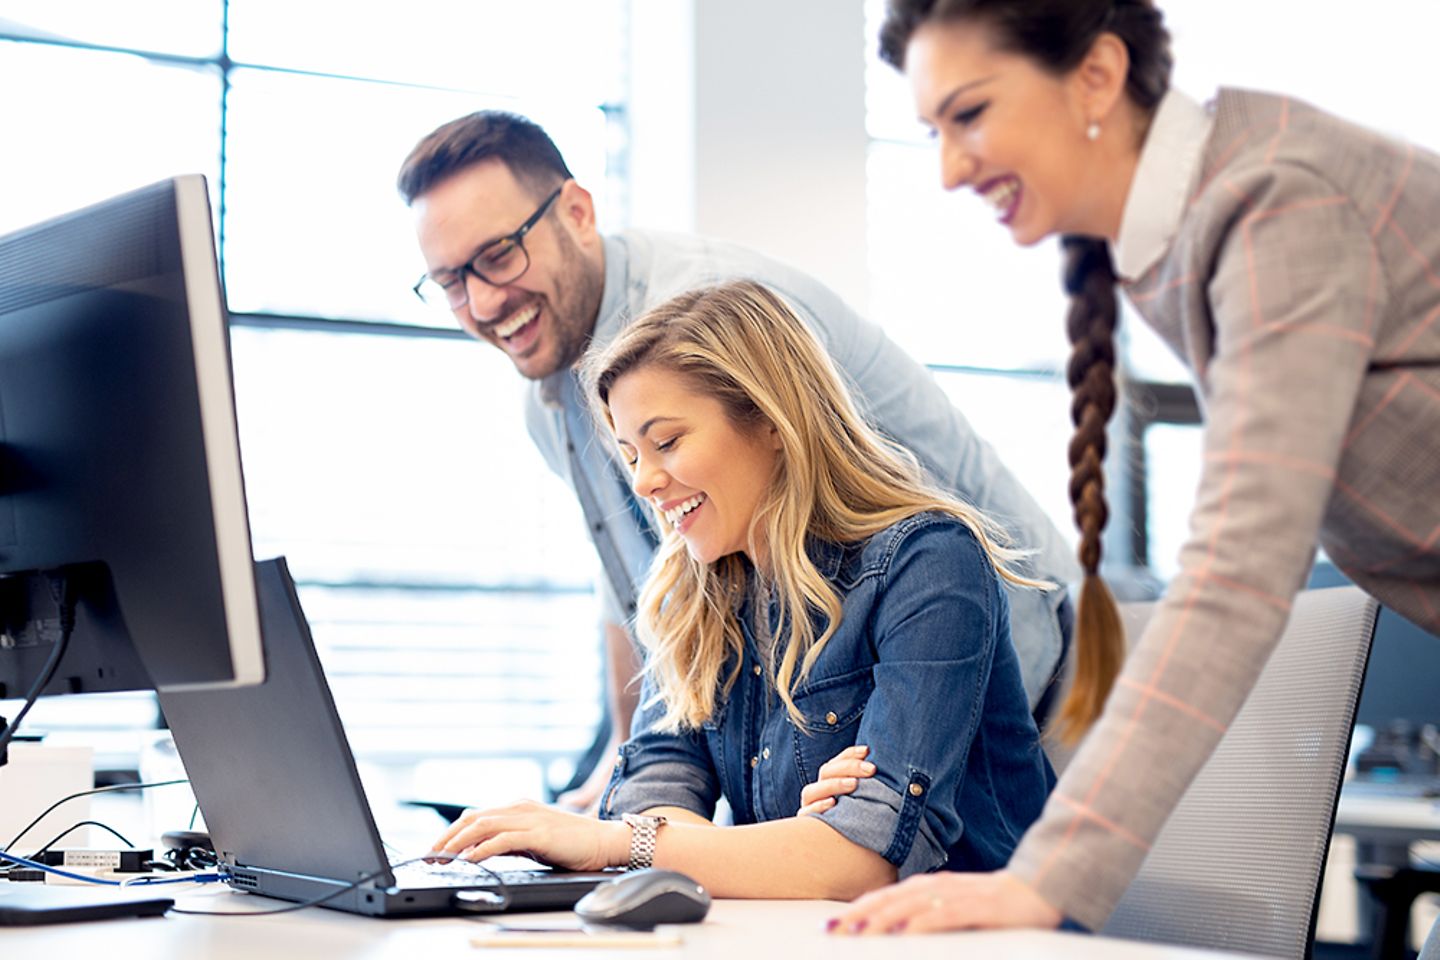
852, 920, 868, 934
824, 918, 840, 932
887, 920, 908, 934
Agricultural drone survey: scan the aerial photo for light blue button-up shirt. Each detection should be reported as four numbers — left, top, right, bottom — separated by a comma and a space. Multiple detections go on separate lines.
525, 230, 1079, 709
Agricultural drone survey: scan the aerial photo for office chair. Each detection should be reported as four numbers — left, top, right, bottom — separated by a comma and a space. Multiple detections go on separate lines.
1053, 587, 1379, 959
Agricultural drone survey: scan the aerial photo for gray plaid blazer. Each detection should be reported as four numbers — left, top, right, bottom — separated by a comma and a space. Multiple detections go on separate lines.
1009, 88, 1440, 928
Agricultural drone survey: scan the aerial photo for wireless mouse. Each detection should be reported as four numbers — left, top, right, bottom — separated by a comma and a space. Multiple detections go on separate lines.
572, 868, 711, 929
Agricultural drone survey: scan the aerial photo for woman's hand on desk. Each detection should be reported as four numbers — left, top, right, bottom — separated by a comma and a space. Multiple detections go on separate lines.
430, 800, 628, 871
797, 744, 876, 816
827, 869, 1062, 935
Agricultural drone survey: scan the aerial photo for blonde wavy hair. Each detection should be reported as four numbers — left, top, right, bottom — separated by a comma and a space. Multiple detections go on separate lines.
583, 279, 1040, 731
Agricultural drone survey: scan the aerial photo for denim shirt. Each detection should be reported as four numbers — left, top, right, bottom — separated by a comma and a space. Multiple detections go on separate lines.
600, 513, 1055, 878
523, 230, 1079, 709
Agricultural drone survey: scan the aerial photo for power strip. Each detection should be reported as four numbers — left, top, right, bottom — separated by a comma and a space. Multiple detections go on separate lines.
37, 849, 154, 873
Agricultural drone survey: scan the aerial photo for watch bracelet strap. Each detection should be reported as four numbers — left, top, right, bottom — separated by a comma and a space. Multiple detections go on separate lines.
626, 816, 660, 870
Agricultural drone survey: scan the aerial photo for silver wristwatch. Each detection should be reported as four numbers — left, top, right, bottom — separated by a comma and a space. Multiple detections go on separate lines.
621, 813, 666, 870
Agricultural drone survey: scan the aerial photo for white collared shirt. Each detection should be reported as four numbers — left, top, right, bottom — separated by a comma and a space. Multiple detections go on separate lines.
1114, 88, 1215, 282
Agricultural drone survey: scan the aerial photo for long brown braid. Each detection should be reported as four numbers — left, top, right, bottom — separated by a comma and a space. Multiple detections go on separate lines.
1055, 236, 1124, 742
879, 0, 1172, 740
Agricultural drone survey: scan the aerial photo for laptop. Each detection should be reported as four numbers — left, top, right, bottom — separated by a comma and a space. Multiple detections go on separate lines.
157, 556, 612, 917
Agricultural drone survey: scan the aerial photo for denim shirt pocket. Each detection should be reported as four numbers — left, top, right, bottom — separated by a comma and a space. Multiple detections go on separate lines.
789, 666, 874, 780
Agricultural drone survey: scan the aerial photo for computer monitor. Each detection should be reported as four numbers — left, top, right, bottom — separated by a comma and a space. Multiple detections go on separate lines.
0, 175, 264, 721
1309, 563, 1440, 729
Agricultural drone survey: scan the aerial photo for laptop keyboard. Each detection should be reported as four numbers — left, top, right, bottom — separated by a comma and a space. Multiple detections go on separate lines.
391, 860, 552, 888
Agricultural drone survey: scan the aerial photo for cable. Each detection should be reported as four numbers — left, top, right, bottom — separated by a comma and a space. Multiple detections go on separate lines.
157, 845, 216, 873
169, 855, 512, 917
0, 576, 77, 758
122, 872, 222, 886
1, 778, 189, 853
27, 819, 135, 858
2, 847, 510, 912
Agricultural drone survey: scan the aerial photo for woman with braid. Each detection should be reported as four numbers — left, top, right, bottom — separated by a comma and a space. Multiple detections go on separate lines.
820, 0, 1440, 946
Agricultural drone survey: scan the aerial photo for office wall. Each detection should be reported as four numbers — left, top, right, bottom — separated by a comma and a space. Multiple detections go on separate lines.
629, 0, 869, 313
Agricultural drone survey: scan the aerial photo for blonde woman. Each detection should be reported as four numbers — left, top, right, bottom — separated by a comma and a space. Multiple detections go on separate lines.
429, 279, 1052, 902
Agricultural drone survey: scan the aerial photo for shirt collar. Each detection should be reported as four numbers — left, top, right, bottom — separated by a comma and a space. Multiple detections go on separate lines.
1114, 87, 1214, 282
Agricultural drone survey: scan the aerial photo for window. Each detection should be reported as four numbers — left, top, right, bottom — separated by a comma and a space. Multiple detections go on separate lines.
0, 2, 630, 805
862, 0, 1076, 565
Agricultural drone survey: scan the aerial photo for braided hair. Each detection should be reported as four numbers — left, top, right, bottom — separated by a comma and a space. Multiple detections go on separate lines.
1057, 236, 1124, 740
879, 0, 1172, 740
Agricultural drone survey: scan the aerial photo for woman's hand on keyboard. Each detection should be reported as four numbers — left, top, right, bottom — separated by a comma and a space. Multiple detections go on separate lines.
429, 800, 629, 871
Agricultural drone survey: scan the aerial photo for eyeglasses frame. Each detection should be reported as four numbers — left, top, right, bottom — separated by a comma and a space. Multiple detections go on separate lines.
411, 182, 566, 306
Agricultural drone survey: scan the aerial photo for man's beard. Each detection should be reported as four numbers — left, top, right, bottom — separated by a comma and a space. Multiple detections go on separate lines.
543, 228, 605, 376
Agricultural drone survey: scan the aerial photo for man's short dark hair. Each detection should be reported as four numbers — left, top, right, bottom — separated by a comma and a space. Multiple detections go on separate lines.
396, 110, 574, 205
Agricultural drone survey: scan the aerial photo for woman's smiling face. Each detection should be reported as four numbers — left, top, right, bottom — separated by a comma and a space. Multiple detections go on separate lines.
905, 17, 1133, 245
607, 364, 781, 566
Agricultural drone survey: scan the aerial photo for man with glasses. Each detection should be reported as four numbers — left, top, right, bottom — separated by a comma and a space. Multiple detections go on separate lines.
397, 110, 1078, 809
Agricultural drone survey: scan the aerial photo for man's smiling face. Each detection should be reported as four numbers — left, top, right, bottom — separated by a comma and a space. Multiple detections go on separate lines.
413, 159, 604, 379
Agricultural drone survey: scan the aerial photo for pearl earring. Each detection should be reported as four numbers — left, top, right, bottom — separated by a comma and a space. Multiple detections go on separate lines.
1086, 121, 1101, 141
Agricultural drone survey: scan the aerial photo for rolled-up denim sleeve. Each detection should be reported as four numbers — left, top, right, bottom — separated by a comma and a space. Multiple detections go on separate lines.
599, 675, 721, 821
814, 521, 1003, 877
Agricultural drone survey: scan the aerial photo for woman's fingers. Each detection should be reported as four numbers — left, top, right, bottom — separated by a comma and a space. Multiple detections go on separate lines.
817, 744, 868, 773
816, 744, 874, 780
798, 777, 859, 810
826, 871, 1063, 936
797, 744, 878, 813
796, 796, 838, 817
827, 873, 945, 935
816, 757, 876, 780
453, 829, 540, 864
431, 801, 547, 856
433, 813, 530, 858
430, 807, 482, 854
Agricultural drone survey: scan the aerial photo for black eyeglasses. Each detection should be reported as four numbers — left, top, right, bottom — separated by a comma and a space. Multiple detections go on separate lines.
412, 184, 565, 308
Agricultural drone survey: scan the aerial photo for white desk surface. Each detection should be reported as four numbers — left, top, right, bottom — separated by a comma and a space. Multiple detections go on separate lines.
0, 887, 1265, 959
1334, 791, 1440, 842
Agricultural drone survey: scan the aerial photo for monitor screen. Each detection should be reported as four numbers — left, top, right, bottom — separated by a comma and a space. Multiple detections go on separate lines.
0, 176, 264, 708
1308, 563, 1440, 729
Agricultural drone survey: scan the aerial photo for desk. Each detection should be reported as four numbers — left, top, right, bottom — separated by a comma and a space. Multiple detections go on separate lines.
1335, 792, 1440, 851
0, 890, 1265, 959
1332, 789, 1440, 955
